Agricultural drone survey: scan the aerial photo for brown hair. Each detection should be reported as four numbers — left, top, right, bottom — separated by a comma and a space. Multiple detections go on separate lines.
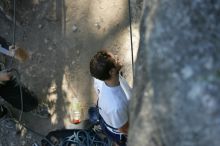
90, 50, 116, 80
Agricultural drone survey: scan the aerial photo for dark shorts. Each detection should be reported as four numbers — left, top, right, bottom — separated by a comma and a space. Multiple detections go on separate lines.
99, 116, 127, 146
0, 78, 38, 112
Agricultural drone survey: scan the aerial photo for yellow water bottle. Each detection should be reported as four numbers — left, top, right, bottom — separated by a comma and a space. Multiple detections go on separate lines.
70, 97, 81, 124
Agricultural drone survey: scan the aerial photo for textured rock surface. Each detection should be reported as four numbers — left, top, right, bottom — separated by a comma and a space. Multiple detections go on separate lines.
128, 0, 220, 146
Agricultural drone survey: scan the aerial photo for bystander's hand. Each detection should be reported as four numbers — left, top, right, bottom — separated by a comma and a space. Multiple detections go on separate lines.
9, 45, 29, 62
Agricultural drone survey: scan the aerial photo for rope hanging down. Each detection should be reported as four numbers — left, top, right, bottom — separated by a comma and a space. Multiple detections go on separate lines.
8, 0, 17, 68
12, 0, 16, 47
11, 0, 24, 128
128, 0, 135, 81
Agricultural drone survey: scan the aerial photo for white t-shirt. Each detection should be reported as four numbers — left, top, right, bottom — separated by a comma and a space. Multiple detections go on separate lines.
93, 75, 131, 134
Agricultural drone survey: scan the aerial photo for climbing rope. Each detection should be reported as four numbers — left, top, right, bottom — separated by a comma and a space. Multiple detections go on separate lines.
11, 0, 24, 126
12, 0, 16, 48
128, 0, 135, 81
8, 0, 16, 68
5, 0, 24, 130
42, 129, 113, 146
12, 0, 23, 125
10, 68, 23, 123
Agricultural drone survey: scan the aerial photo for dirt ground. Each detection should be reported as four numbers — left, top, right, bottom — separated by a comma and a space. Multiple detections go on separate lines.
0, 0, 142, 145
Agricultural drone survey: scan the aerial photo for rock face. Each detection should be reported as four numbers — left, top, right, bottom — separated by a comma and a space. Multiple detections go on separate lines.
128, 0, 220, 146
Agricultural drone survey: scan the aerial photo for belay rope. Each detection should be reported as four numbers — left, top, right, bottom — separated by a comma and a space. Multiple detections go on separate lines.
12, 0, 24, 125
4, 0, 25, 136
8, 0, 16, 67
128, 0, 135, 82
